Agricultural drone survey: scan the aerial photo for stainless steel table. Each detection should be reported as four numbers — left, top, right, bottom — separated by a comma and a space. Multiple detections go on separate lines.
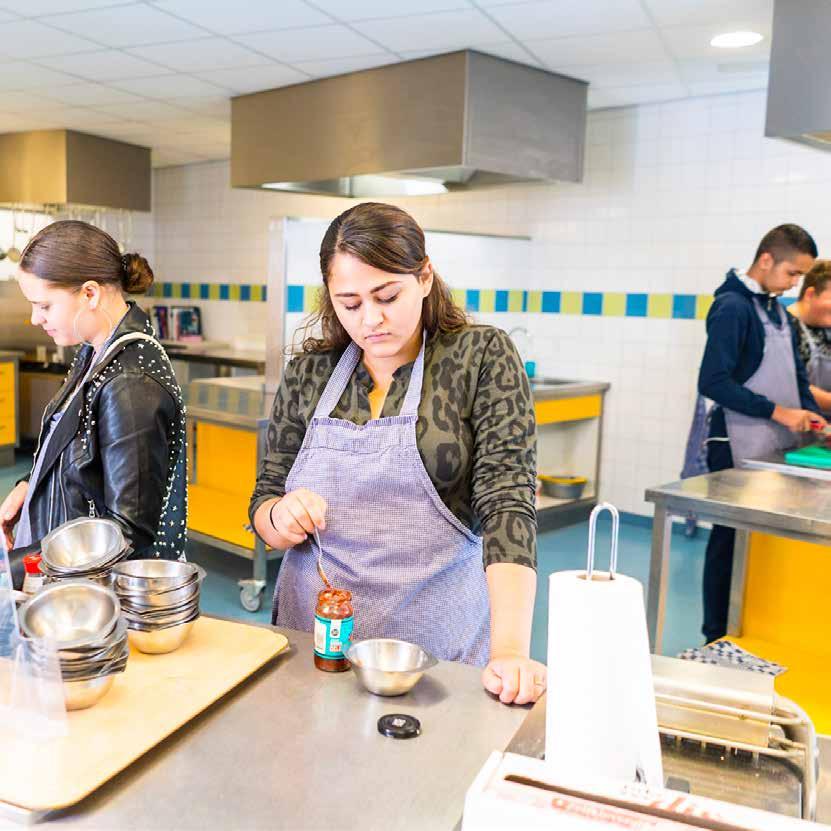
644, 468, 831, 653
3, 629, 528, 829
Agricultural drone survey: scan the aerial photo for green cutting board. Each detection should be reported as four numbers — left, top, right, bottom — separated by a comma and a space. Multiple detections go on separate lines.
784, 443, 831, 470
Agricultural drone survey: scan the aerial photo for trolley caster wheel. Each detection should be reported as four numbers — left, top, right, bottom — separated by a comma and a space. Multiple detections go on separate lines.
239, 582, 264, 612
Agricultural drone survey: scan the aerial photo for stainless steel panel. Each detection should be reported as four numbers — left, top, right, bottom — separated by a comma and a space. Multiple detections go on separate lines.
231, 50, 587, 196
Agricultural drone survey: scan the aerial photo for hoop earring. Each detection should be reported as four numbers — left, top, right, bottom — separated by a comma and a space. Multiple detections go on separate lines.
72, 305, 114, 348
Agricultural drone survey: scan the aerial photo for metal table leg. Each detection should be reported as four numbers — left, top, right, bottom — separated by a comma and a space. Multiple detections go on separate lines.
647, 505, 673, 654
727, 529, 749, 637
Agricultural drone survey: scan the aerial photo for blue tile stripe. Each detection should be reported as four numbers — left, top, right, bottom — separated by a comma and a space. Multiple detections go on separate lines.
148, 282, 792, 321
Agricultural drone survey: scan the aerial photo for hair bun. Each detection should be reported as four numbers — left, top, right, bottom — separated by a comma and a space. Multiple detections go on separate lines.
121, 252, 154, 295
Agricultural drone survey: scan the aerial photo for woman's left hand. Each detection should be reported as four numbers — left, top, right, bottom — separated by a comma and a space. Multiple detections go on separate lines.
482, 653, 547, 705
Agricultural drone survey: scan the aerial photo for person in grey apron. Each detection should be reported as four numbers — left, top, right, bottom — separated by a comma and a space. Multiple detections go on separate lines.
723, 302, 803, 466
695, 225, 824, 643
250, 202, 545, 705
273, 334, 491, 666
787, 260, 831, 416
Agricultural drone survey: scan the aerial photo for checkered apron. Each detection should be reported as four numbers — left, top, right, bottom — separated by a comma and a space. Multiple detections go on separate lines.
272, 336, 491, 666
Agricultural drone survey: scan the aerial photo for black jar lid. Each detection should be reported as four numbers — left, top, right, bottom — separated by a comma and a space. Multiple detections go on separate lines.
377, 713, 421, 739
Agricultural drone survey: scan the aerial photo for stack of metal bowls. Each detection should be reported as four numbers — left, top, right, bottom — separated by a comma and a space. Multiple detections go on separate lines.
40, 517, 130, 586
19, 582, 129, 710
112, 559, 204, 654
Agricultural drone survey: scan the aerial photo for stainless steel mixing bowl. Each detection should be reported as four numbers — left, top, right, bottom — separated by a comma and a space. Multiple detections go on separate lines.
112, 559, 201, 592
41, 517, 126, 573
346, 638, 437, 696
18, 582, 120, 649
127, 619, 197, 654
62, 674, 116, 711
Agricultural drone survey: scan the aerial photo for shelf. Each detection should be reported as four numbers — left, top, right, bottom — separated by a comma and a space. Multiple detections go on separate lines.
536, 491, 596, 511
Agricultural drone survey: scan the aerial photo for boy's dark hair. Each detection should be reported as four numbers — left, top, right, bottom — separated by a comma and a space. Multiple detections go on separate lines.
753, 224, 818, 264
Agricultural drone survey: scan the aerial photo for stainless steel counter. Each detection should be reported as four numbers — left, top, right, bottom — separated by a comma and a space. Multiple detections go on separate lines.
644, 468, 831, 652
5, 628, 529, 829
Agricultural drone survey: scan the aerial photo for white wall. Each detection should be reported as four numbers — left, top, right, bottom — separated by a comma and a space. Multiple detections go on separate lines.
151, 89, 831, 515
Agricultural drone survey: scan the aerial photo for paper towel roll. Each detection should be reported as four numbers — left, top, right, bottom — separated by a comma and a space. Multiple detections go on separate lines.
545, 569, 663, 787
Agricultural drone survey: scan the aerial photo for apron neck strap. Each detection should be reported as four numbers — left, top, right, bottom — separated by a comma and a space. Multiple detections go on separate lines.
313, 332, 427, 419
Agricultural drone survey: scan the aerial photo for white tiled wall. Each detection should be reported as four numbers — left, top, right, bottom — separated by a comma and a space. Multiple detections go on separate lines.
152, 89, 831, 515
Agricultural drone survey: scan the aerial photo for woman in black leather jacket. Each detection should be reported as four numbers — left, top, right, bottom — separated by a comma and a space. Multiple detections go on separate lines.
0, 221, 187, 584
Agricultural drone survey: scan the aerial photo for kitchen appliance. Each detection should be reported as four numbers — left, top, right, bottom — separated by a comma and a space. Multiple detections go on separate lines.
232, 50, 586, 198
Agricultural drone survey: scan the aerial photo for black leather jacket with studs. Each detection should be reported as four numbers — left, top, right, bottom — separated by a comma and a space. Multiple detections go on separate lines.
10, 304, 188, 583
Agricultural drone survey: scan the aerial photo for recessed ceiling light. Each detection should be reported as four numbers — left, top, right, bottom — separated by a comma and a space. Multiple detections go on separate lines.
710, 31, 764, 49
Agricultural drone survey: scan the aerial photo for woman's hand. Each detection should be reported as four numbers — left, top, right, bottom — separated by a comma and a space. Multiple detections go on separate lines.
0, 481, 28, 550
482, 652, 547, 705
255, 488, 327, 551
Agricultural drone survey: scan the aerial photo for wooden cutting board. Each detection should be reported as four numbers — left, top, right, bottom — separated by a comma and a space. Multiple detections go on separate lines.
0, 616, 289, 814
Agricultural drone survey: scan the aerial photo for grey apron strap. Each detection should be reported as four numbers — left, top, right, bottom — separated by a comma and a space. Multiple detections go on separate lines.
399, 333, 427, 417
313, 343, 362, 419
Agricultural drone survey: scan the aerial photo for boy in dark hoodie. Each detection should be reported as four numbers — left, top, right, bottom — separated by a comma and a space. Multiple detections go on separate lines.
697, 224, 826, 642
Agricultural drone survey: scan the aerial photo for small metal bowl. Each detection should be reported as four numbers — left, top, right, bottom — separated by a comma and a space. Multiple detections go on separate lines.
116, 581, 200, 609
112, 559, 201, 592
127, 619, 197, 654
41, 517, 126, 573
63, 674, 116, 711
538, 475, 587, 500
346, 638, 437, 697
19, 582, 120, 650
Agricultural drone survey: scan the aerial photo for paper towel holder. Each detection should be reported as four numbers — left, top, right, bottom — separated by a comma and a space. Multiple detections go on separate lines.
583, 502, 619, 581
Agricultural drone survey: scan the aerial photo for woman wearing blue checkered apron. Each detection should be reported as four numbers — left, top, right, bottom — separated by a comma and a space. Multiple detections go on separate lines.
250, 203, 546, 705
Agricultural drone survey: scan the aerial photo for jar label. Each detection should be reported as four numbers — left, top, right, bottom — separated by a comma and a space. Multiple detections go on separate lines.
314, 614, 354, 659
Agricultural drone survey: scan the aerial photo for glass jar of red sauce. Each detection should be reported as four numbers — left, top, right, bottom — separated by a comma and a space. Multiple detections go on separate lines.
314, 588, 354, 672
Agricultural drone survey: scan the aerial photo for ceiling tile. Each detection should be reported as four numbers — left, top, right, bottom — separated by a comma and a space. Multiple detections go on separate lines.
194, 64, 308, 94
529, 29, 669, 67
0, 18, 99, 58
352, 9, 505, 52
549, 60, 680, 88
113, 74, 228, 99
587, 81, 687, 109
37, 50, 172, 80
486, 0, 651, 40
311, 0, 471, 21
0, 9, 18, 21
172, 96, 230, 117
126, 37, 271, 72
149, 0, 330, 35
235, 24, 382, 63
0, 0, 119, 14
677, 58, 768, 83
95, 99, 191, 120
661, 21, 771, 61
686, 78, 768, 97
0, 89, 60, 111
0, 61, 79, 91
38, 82, 144, 106
46, 3, 206, 47
643, 0, 773, 28
289, 53, 397, 78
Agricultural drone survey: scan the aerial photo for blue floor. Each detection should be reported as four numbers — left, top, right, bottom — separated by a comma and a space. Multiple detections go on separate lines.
3, 452, 707, 661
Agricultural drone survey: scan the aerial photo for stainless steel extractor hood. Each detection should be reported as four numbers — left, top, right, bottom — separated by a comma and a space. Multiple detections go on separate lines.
231, 50, 587, 198
765, 0, 831, 150
0, 130, 151, 211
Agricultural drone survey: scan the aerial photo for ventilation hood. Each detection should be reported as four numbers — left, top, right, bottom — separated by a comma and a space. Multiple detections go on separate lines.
765, 0, 831, 151
231, 50, 587, 198
0, 129, 151, 211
